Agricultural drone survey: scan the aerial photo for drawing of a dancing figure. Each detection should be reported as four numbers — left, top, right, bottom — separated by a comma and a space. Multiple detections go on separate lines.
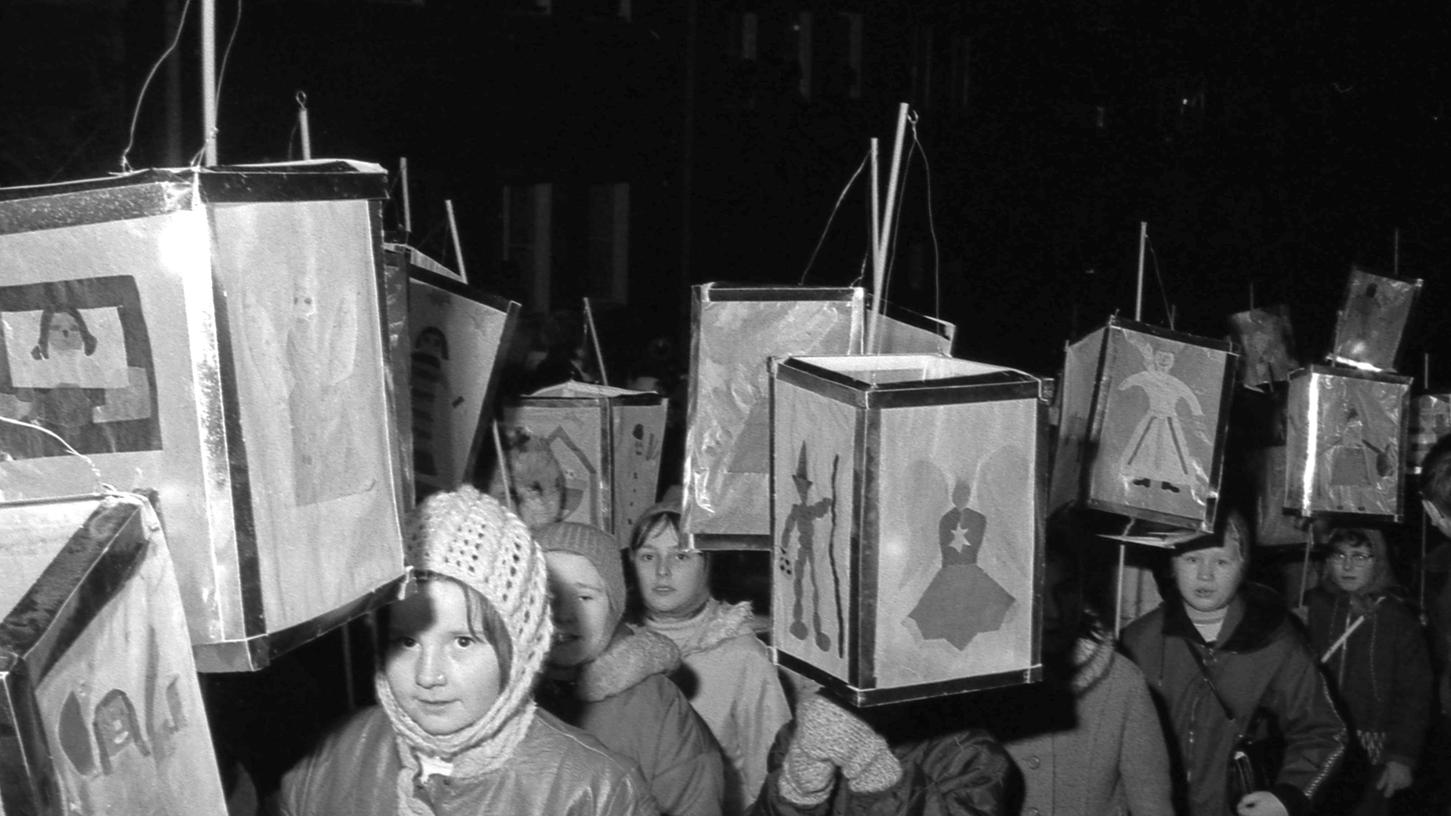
782, 443, 836, 652
1119, 340, 1204, 495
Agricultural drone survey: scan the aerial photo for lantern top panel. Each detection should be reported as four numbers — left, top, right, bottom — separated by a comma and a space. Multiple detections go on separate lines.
1074, 314, 1238, 355
693, 282, 863, 303
522, 380, 665, 406
0, 160, 388, 235
1291, 363, 1413, 387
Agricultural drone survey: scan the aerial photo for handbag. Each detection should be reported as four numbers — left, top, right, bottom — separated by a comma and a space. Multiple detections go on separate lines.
1183, 642, 1284, 807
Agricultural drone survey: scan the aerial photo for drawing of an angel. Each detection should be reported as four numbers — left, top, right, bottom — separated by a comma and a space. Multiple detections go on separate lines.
906, 476, 1014, 650
1118, 337, 1204, 494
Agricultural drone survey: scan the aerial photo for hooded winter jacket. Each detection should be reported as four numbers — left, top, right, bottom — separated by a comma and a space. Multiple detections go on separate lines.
539, 625, 726, 816
277, 706, 657, 815
1121, 583, 1347, 816
645, 598, 792, 816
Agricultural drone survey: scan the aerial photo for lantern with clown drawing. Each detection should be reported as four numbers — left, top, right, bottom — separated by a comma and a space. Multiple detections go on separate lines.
771, 354, 1045, 706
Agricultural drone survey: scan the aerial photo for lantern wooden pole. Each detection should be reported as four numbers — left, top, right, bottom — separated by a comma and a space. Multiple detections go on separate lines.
445, 199, 468, 285
869, 136, 881, 314
584, 297, 610, 386
201, 0, 218, 165
493, 421, 516, 514
400, 157, 413, 238
869, 103, 910, 353
296, 92, 312, 160
1115, 221, 1151, 637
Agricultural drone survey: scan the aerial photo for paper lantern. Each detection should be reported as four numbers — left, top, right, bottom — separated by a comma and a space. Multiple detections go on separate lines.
1408, 394, 1451, 476
1, 493, 226, 814
1328, 267, 1422, 373
1050, 317, 1237, 534
682, 284, 864, 549
0, 163, 407, 671
386, 244, 519, 498
496, 382, 667, 538
1284, 365, 1411, 520
1228, 306, 1297, 390
771, 354, 1045, 705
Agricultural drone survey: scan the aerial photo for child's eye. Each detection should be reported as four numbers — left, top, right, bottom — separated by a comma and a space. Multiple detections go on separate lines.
674, 553, 693, 563
638, 553, 654, 562
393, 636, 418, 649
578, 593, 595, 603
455, 636, 475, 649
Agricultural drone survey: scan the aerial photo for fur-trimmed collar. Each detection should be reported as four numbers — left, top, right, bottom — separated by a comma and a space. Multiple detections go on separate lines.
1162, 582, 1291, 653
1070, 633, 1116, 694
645, 599, 756, 657
573, 626, 682, 702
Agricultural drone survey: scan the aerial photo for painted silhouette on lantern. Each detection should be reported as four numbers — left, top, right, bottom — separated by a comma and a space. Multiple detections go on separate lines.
1118, 340, 1205, 495
906, 478, 1014, 650
781, 443, 838, 652
1322, 405, 1393, 512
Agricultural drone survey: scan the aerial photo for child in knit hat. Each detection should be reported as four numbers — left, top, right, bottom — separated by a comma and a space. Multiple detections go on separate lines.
278, 486, 658, 816
535, 520, 727, 816
629, 489, 791, 816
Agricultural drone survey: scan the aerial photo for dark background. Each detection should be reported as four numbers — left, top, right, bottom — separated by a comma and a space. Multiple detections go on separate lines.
3, 0, 1449, 381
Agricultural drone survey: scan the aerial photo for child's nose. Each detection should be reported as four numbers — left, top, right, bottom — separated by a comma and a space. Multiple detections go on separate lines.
656, 557, 672, 577
415, 650, 445, 688
1197, 561, 1214, 580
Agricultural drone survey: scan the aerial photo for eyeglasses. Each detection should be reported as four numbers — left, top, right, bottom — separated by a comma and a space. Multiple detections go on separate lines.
1328, 552, 1375, 567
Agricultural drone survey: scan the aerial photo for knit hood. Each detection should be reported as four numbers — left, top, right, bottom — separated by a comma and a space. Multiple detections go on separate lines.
1318, 527, 1397, 606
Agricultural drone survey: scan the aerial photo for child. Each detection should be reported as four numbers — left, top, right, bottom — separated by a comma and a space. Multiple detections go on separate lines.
1305, 527, 1432, 816
1120, 509, 1347, 816
630, 492, 792, 815
536, 520, 726, 816
278, 486, 658, 815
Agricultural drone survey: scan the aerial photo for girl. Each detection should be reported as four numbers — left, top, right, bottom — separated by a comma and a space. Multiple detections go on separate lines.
536, 520, 726, 816
629, 492, 791, 815
278, 486, 657, 815
1306, 527, 1432, 816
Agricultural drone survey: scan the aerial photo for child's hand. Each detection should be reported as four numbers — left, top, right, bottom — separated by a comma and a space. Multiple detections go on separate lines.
1376, 761, 1413, 797
1235, 791, 1288, 816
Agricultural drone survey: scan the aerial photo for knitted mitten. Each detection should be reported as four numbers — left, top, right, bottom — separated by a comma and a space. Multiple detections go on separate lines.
779, 694, 903, 806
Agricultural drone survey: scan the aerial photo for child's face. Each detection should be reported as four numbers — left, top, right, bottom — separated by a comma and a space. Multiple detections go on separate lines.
1328, 543, 1376, 593
48, 312, 85, 353
1174, 536, 1245, 616
546, 552, 614, 667
633, 523, 709, 618
385, 580, 502, 737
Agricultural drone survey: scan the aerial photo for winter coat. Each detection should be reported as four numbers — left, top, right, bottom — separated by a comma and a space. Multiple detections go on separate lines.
1121, 583, 1348, 816
539, 625, 726, 816
1305, 586, 1431, 770
276, 706, 658, 815
747, 720, 1009, 816
996, 634, 1174, 816
645, 599, 793, 816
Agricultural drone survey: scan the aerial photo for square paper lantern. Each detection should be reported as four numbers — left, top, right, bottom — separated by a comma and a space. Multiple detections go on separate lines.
683, 284, 863, 549
0, 162, 407, 671
1050, 317, 1237, 534
497, 382, 668, 538
391, 244, 519, 498
1408, 393, 1451, 476
1228, 306, 1298, 390
771, 354, 1045, 705
1, 493, 226, 815
1329, 267, 1422, 373
1284, 365, 1412, 520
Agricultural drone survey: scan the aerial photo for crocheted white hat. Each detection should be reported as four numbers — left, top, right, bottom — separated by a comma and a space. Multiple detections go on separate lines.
404, 485, 552, 720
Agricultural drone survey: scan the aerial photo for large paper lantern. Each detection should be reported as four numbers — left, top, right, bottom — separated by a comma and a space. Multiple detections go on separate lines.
1050, 317, 1237, 534
0, 162, 407, 671
771, 354, 1045, 705
1284, 365, 1411, 520
496, 382, 668, 538
1, 493, 227, 814
1328, 266, 1422, 373
682, 284, 864, 549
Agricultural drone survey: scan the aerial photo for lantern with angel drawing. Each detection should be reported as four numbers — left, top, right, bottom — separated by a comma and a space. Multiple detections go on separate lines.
1, 493, 226, 815
1284, 365, 1412, 520
0, 162, 408, 671
1050, 317, 1237, 535
771, 354, 1045, 705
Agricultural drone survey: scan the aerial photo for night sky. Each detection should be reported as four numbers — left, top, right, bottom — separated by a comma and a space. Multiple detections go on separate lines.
3, 0, 1449, 380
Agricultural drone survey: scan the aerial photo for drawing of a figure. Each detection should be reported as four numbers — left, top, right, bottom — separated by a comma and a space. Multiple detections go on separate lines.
409, 326, 454, 482
1118, 341, 1205, 495
20, 305, 108, 442
1322, 405, 1393, 512
907, 479, 1014, 650
780, 443, 836, 652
